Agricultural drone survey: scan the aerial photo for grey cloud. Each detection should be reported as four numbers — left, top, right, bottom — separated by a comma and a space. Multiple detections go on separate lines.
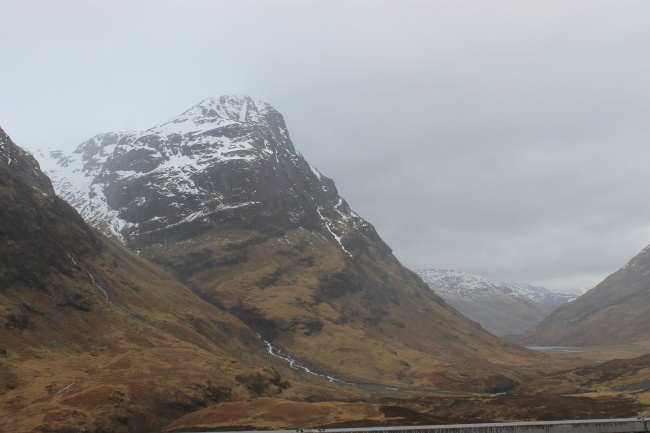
2, 0, 650, 291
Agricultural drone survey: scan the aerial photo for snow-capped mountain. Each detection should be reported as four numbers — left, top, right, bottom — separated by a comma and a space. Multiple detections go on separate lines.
38, 95, 369, 248
504, 282, 586, 309
416, 270, 583, 306
417, 269, 521, 302
415, 269, 583, 337
34, 95, 533, 391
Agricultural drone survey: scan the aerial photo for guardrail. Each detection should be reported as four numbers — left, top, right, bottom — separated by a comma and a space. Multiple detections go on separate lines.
192, 418, 649, 433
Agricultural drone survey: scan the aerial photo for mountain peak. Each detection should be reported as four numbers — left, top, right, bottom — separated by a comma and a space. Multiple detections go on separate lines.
0, 127, 56, 196
151, 95, 294, 152
189, 95, 270, 122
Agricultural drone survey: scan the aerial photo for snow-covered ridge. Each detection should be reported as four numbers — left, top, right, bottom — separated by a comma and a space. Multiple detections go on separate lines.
35, 95, 370, 256
37, 133, 134, 242
416, 269, 584, 307
416, 269, 517, 302
34, 95, 296, 241
151, 95, 288, 140
504, 282, 586, 306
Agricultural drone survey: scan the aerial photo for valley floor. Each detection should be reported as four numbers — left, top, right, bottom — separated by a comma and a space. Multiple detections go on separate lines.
163, 344, 650, 432
527, 340, 650, 363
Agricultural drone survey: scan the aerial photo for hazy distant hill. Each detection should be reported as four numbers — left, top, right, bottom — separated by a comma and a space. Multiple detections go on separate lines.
416, 270, 584, 337
518, 245, 650, 346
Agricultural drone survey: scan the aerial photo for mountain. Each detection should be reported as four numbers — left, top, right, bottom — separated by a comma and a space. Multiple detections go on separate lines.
0, 126, 308, 432
518, 245, 650, 346
415, 270, 582, 337
38, 95, 538, 392
504, 283, 586, 310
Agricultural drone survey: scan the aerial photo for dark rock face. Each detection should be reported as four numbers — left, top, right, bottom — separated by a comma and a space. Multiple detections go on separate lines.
0, 127, 103, 292
0, 127, 55, 195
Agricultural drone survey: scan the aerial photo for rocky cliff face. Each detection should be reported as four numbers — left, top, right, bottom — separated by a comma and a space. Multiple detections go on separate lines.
518, 244, 650, 346
39, 95, 538, 390
1, 126, 103, 298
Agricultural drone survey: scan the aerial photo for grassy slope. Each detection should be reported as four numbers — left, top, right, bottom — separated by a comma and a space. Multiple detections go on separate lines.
518, 252, 650, 346
0, 233, 298, 432
140, 216, 543, 393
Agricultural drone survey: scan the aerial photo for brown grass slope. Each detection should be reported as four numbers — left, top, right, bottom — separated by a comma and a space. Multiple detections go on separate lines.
517, 353, 650, 417
138, 203, 540, 393
164, 352, 650, 432
0, 127, 296, 432
518, 245, 650, 346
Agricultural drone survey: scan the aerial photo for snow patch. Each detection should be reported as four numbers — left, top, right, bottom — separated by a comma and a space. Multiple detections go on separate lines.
309, 164, 322, 180
317, 206, 353, 258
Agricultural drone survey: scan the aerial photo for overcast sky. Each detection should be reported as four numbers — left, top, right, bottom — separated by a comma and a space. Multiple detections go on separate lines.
2, 0, 650, 291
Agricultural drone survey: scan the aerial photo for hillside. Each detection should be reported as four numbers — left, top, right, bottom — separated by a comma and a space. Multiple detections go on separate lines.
518, 244, 650, 346
38, 95, 540, 392
0, 126, 302, 432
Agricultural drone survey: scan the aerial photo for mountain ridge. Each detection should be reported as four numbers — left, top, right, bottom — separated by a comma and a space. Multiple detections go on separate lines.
416, 269, 584, 306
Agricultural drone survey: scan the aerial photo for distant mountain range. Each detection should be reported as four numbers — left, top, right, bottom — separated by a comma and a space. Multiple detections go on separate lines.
416, 270, 586, 337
